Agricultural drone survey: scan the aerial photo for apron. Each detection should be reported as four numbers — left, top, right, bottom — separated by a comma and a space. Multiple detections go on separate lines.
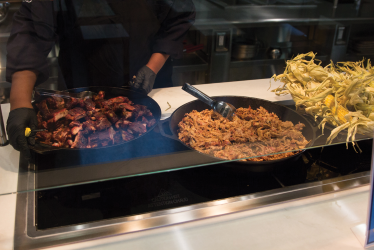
57, 0, 171, 89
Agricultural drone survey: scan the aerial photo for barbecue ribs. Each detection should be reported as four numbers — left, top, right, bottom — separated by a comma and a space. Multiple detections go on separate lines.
35, 91, 156, 148
66, 107, 86, 121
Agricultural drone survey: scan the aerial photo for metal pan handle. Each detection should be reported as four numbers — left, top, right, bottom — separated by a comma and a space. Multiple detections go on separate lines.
182, 83, 215, 108
158, 118, 179, 141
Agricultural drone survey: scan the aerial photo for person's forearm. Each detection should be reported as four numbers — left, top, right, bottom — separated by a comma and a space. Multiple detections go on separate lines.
10, 70, 37, 110
146, 53, 170, 74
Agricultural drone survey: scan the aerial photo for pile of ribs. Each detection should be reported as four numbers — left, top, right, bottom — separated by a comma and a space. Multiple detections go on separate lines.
35, 91, 156, 148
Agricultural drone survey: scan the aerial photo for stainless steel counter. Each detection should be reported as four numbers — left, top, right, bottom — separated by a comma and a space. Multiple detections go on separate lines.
13, 163, 370, 249
0, 78, 369, 249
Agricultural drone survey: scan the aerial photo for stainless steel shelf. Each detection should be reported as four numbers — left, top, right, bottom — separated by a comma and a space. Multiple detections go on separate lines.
345, 52, 374, 61
230, 57, 286, 67
193, 0, 374, 29
207, 0, 319, 9
173, 52, 209, 72
230, 54, 329, 67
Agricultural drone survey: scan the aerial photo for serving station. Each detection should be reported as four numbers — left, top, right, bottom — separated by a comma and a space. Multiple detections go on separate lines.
0, 0, 374, 248
0, 79, 371, 249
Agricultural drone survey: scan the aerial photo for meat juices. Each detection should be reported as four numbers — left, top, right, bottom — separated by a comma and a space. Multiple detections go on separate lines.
34, 91, 156, 148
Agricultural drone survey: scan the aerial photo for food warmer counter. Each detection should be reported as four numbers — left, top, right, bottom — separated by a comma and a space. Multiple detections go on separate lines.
1, 79, 372, 249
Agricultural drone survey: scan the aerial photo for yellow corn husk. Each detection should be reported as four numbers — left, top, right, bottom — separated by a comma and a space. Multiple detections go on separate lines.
331, 105, 350, 124
271, 51, 374, 146
324, 95, 335, 108
308, 65, 328, 82
369, 112, 374, 121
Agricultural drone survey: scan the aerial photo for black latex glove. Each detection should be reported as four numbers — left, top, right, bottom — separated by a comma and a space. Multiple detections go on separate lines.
6, 108, 38, 160
130, 65, 156, 94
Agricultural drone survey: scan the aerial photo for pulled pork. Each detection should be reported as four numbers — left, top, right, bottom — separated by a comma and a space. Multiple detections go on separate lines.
178, 106, 309, 161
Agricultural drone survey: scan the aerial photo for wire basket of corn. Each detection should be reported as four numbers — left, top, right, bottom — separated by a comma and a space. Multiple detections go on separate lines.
271, 52, 374, 149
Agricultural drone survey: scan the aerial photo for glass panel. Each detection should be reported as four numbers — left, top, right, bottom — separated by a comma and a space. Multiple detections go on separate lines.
36, 140, 372, 231
0, 0, 373, 196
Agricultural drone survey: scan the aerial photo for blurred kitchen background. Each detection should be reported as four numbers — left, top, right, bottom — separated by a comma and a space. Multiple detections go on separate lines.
0, 0, 374, 102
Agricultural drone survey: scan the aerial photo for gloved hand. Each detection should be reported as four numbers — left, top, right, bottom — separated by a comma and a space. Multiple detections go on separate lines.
6, 108, 38, 160
130, 65, 156, 94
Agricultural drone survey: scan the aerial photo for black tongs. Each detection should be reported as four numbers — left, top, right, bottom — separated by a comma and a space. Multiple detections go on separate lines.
182, 83, 236, 120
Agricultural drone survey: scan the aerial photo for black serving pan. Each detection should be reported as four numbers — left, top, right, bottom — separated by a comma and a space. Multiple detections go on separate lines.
159, 96, 317, 172
30, 86, 161, 154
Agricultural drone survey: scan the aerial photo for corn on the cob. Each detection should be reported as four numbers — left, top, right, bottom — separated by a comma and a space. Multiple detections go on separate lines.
271, 52, 374, 146
324, 95, 350, 124
324, 95, 335, 108
331, 105, 350, 124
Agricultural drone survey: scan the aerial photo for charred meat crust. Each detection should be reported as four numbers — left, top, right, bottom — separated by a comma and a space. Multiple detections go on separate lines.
65, 107, 86, 121
92, 91, 105, 101
65, 97, 84, 109
84, 97, 96, 111
34, 92, 155, 148
47, 96, 65, 109
104, 110, 119, 124
36, 131, 53, 145
48, 108, 68, 122
71, 132, 87, 148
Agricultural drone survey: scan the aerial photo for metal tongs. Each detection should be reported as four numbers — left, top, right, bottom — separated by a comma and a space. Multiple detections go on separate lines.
182, 83, 236, 120
34, 88, 96, 99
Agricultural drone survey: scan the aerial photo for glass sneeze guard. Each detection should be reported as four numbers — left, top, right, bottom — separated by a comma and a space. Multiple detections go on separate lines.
0, 0, 374, 195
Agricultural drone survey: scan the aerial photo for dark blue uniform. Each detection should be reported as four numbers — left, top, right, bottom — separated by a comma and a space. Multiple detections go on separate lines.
6, 0, 195, 89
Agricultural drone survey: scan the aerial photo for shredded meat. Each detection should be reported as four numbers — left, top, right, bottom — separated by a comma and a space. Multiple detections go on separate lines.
178, 106, 309, 162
